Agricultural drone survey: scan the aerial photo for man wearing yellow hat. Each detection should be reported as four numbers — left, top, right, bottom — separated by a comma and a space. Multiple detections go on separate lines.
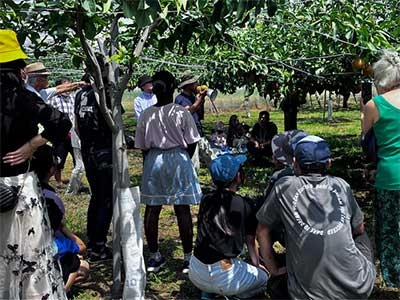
25, 61, 87, 102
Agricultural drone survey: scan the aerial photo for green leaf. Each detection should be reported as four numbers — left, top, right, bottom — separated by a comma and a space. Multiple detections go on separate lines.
84, 20, 97, 39
81, 0, 96, 13
72, 55, 83, 68
102, 0, 112, 13
181, 0, 188, 10
236, 0, 247, 20
194, 0, 204, 11
122, 1, 135, 18
159, 4, 169, 20
366, 42, 377, 52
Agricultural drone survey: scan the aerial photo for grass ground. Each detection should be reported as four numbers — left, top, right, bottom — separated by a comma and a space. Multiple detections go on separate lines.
55, 95, 399, 300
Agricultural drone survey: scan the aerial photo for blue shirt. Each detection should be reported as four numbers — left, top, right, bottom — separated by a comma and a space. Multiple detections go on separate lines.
55, 235, 80, 259
134, 91, 157, 121
175, 92, 203, 135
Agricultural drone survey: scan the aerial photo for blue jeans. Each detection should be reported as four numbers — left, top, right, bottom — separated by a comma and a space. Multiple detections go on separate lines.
189, 255, 268, 298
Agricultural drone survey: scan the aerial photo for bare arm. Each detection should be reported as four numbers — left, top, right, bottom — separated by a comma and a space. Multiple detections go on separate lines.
3, 134, 47, 166
56, 81, 88, 95
246, 234, 259, 266
352, 222, 365, 237
362, 100, 379, 135
187, 90, 207, 113
256, 223, 280, 276
60, 225, 87, 254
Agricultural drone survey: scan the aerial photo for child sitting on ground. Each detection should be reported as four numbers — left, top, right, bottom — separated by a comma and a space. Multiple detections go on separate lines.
189, 154, 271, 299
33, 145, 90, 293
210, 121, 227, 149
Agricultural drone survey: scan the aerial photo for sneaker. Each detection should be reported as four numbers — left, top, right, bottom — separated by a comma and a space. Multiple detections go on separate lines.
87, 246, 112, 262
147, 256, 166, 273
181, 260, 190, 274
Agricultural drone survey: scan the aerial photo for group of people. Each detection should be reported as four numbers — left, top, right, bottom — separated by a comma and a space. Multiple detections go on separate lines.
1, 26, 399, 300
1, 29, 114, 299
132, 51, 400, 300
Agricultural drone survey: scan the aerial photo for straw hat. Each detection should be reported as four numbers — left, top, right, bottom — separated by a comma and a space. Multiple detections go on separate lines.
178, 70, 199, 89
0, 30, 28, 63
25, 62, 51, 76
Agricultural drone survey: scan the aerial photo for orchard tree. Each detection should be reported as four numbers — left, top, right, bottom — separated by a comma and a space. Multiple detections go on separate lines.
1, 0, 273, 298
130, 0, 399, 129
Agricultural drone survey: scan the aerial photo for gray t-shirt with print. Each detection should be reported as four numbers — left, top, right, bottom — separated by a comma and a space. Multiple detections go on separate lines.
257, 174, 375, 300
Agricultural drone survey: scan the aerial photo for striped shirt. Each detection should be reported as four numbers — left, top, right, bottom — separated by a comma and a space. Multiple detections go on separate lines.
48, 93, 75, 122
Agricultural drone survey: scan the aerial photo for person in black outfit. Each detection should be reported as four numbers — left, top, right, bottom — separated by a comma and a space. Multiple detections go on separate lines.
74, 69, 113, 261
189, 154, 269, 299
247, 111, 278, 164
0, 29, 70, 300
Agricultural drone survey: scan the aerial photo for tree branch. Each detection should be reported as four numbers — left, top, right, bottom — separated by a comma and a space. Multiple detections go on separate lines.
133, 18, 161, 58
76, 12, 117, 133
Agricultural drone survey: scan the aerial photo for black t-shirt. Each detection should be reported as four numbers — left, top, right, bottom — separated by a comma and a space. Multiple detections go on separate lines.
251, 122, 278, 143
193, 190, 258, 264
0, 87, 71, 176
74, 86, 112, 152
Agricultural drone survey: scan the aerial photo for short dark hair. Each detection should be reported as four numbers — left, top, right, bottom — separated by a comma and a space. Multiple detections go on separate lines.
55, 77, 70, 85
259, 110, 270, 119
299, 162, 329, 175
32, 145, 58, 181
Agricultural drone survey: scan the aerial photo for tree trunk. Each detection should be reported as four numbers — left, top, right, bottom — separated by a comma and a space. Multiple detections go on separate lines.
284, 108, 298, 131
113, 112, 145, 300
342, 93, 350, 108
327, 91, 333, 122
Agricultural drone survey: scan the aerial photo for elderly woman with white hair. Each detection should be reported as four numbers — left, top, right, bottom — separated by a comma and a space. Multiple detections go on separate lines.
362, 50, 400, 288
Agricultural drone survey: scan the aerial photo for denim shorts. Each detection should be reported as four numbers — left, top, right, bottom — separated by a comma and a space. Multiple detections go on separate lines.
188, 255, 268, 298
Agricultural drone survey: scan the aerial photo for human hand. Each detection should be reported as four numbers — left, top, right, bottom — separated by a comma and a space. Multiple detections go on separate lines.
3, 141, 35, 166
74, 81, 89, 89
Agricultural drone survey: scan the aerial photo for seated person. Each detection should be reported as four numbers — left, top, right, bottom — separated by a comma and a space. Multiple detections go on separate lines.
210, 121, 227, 148
33, 145, 89, 293
226, 115, 243, 148
189, 154, 269, 299
257, 136, 376, 300
265, 130, 308, 197
247, 111, 278, 163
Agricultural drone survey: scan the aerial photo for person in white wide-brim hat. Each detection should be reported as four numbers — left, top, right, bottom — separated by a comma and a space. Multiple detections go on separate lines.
25, 61, 87, 102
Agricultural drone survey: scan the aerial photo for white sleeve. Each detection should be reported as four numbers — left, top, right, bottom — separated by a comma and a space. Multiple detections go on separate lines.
134, 114, 147, 150
134, 97, 142, 121
40, 87, 58, 102
182, 109, 201, 144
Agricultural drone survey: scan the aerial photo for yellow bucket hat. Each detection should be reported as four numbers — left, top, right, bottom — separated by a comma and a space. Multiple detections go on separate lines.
0, 29, 28, 63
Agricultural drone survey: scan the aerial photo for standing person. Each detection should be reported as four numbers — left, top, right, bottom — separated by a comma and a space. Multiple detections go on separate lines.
362, 49, 400, 288
133, 75, 157, 121
247, 111, 278, 164
48, 78, 76, 186
175, 70, 206, 136
135, 70, 202, 274
0, 29, 70, 300
25, 62, 86, 102
65, 123, 85, 195
189, 154, 269, 299
74, 68, 113, 261
175, 71, 207, 171
257, 136, 376, 299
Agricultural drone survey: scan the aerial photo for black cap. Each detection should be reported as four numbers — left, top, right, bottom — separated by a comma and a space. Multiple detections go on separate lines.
137, 75, 152, 88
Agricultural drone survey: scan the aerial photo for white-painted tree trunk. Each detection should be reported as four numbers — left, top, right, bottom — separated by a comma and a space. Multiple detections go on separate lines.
327, 91, 333, 122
